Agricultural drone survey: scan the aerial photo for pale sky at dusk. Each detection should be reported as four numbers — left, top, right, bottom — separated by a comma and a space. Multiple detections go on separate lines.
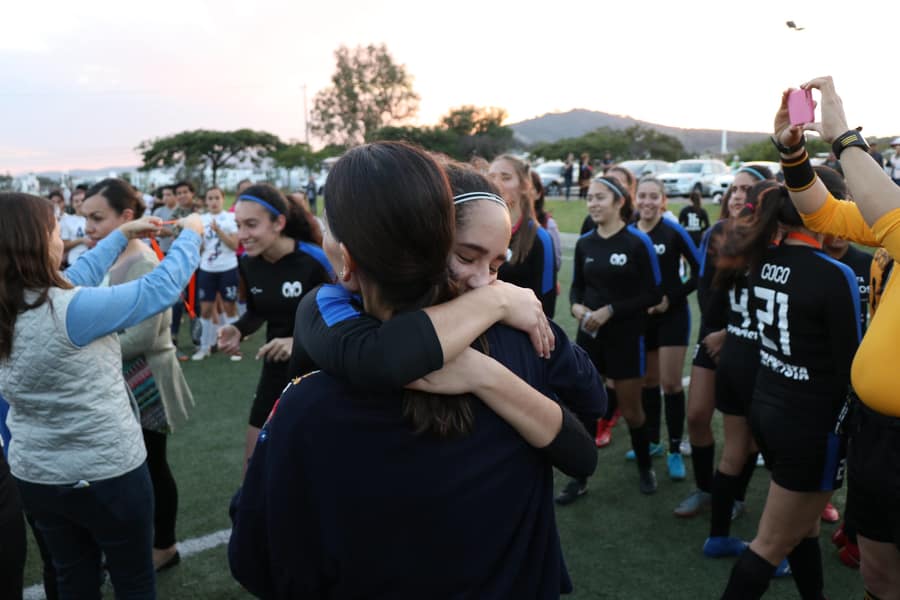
3, 0, 897, 173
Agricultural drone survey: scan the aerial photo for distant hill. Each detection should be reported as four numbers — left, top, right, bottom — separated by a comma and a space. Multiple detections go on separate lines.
508, 109, 769, 156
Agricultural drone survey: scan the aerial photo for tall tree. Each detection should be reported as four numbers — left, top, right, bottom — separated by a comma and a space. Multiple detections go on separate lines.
310, 44, 420, 146
137, 129, 283, 185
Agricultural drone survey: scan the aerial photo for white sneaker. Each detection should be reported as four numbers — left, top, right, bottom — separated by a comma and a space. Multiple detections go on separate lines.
680, 439, 692, 456
191, 348, 210, 361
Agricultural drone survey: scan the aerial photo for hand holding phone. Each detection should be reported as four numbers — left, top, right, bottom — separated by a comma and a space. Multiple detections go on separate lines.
787, 89, 815, 126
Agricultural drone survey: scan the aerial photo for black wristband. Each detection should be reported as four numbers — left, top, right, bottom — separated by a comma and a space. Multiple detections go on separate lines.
832, 130, 869, 159
781, 150, 817, 192
770, 135, 806, 155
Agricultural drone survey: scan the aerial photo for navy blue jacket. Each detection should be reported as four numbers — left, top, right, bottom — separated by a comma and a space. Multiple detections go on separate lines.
230, 324, 579, 599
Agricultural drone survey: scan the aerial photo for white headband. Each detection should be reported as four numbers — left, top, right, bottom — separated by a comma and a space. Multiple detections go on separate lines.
452, 192, 509, 210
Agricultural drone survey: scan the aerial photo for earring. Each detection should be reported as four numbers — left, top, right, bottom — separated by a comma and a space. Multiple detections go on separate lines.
339, 269, 346, 280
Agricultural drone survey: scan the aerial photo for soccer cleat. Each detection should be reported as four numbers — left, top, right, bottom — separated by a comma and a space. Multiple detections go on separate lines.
594, 418, 609, 447
191, 348, 210, 361
838, 541, 860, 569
703, 536, 748, 558
673, 489, 712, 518
680, 439, 692, 456
773, 558, 792, 578
731, 500, 746, 521
608, 408, 621, 428
821, 502, 840, 523
639, 468, 658, 495
595, 422, 612, 448
831, 523, 848, 549
756, 453, 766, 467
668, 453, 686, 480
555, 479, 588, 506
625, 442, 665, 461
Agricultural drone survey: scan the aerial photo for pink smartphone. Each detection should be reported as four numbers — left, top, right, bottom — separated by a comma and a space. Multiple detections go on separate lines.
788, 89, 815, 126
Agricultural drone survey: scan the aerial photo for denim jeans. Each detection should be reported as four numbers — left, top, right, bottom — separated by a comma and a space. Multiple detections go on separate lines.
16, 463, 156, 600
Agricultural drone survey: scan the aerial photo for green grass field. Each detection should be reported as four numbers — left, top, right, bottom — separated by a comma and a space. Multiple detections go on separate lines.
21, 199, 863, 598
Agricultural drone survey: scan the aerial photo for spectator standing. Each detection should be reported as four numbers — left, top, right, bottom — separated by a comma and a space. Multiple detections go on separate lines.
563, 153, 575, 200
305, 174, 318, 215
578, 153, 593, 199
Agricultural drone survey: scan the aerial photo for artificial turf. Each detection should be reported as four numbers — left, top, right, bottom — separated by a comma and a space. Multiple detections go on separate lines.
21, 199, 863, 598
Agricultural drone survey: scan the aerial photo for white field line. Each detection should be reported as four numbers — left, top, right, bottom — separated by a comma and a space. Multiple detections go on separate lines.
23, 528, 232, 600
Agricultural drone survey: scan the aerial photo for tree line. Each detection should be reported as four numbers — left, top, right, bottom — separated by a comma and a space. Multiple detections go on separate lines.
138, 43, 830, 187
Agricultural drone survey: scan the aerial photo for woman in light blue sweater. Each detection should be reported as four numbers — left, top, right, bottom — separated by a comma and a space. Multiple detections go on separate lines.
0, 192, 202, 600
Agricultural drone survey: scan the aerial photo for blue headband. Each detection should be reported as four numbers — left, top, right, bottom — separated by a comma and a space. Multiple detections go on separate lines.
238, 194, 281, 217
594, 177, 625, 198
453, 192, 509, 210
737, 167, 766, 181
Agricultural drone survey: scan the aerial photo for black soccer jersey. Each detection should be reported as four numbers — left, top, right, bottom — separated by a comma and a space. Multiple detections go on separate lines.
678, 205, 711, 247
639, 217, 701, 310
697, 220, 724, 321
837, 245, 873, 334
234, 242, 333, 342
749, 243, 861, 412
570, 225, 662, 326
498, 220, 557, 318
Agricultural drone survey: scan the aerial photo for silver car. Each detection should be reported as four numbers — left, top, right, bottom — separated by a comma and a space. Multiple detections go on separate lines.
659, 159, 731, 197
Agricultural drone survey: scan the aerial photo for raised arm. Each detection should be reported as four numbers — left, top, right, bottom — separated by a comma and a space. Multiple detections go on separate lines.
66, 227, 202, 347
289, 281, 554, 388
775, 77, 900, 227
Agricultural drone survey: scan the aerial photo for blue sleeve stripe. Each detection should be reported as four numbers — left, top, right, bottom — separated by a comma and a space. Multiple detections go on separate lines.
0, 394, 10, 457
627, 225, 662, 285
579, 229, 595, 240
661, 218, 702, 265
536, 226, 555, 294
814, 251, 862, 342
298, 242, 335, 279
698, 227, 714, 277
315, 283, 361, 327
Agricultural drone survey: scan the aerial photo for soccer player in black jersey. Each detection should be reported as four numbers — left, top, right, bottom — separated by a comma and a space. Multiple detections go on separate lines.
632, 178, 701, 481
719, 182, 860, 600
571, 176, 663, 494
216, 184, 333, 470
488, 155, 557, 318
675, 166, 775, 519
679, 190, 711, 247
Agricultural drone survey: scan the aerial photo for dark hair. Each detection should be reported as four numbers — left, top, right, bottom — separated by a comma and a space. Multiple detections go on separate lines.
443, 161, 505, 231
174, 180, 194, 193
593, 175, 634, 222
689, 189, 702, 210
492, 154, 536, 265
325, 141, 471, 437
238, 183, 320, 244
607, 165, 637, 195
714, 181, 801, 287
813, 165, 848, 199
158, 184, 175, 196
48, 190, 64, 202
530, 170, 550, 228
0, 193, 74, 360
85, 178, 145, 219
75, 184, 89, 192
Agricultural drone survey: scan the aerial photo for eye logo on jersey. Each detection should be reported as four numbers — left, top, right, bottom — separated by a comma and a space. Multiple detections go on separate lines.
281, 281, 303, 298
609, 253, 628, 266
654, 243, 666, 256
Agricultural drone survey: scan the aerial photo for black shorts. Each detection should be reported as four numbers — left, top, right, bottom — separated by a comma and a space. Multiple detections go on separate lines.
248, 360, 291, 428
197, 268, 239, 303
847, 403, 900, 548
714, 339, 759, 416
645, 302, 691, 351
691, 326, 717, 371
576, 324, 646, 381
750, 398, 846, 493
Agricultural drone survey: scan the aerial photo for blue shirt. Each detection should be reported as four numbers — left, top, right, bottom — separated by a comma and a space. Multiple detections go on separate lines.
64, 229, 201, 346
